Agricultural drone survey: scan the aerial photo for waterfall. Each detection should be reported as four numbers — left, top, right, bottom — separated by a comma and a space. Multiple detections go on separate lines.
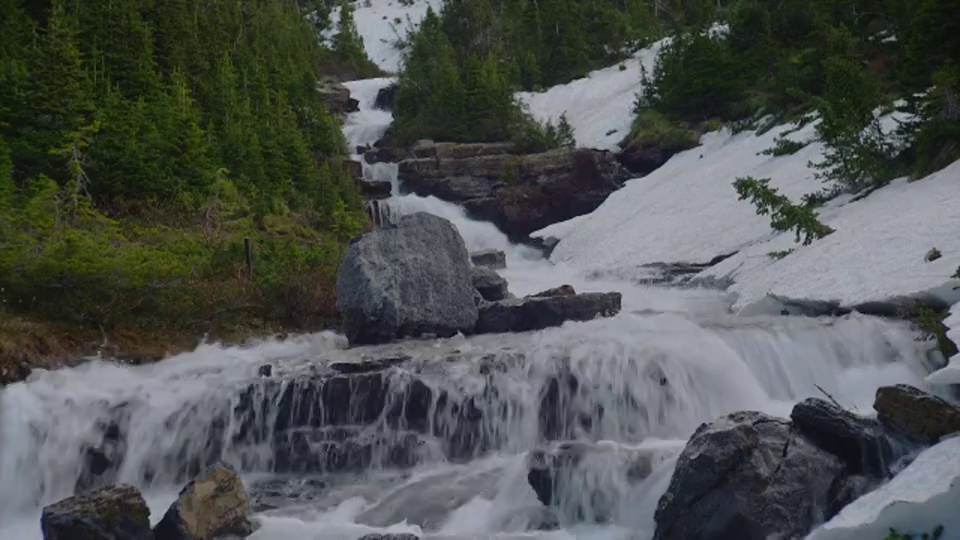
0, 76, 937, 540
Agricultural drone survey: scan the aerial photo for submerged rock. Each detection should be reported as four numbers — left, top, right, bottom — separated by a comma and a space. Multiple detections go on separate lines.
336, 213, 478, 345
874, 384, 960, 443
653, 411, 844, 540
471, 267, 510, 301
41, 484, 152, 540
475, 293, 621, 334
470, 249, 507, 269
153, 462, 253, 540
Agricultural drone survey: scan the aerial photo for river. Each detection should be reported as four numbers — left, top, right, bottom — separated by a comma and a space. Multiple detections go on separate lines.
0, 77, 936, 540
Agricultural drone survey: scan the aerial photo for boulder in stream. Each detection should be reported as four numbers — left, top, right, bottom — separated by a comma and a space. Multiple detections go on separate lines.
153, 462, 254, 540
471, 267, 510, 302
475, 292, 621, 334
874, 384, 960, 443
41, 484, 152, 540
653, 411, 844, 540
470, 249, 507, 269
336, 213, 478, 345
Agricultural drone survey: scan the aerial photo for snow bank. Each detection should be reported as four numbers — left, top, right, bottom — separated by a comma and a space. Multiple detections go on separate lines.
807, 435, 960, 540
708, 160, 960, 312
516, 41, 665, 151
540, 110, 960, 311
927, 303, 960, 385
328, 0, 442, 73
544, 122, 825, 274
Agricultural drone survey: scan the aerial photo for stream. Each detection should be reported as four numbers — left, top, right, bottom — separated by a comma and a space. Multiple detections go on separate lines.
0, 77, 937, 540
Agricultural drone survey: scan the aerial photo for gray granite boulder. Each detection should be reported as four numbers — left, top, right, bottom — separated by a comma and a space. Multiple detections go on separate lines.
472, 267, 510, 301
41, 484, 152, 540
337, 213, 478, 345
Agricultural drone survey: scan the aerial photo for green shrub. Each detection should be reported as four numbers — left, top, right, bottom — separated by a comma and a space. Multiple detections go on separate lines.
761, 137, 809, 157
733, 176, 834, 245
885, 525, 944, 540
628, 109, 700, 153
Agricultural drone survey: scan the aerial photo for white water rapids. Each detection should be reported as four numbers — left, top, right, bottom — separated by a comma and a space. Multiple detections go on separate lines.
0, 78, 938, 540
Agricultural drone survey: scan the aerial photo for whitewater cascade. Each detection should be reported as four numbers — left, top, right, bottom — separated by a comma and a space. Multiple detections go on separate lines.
0, 78, 937, 540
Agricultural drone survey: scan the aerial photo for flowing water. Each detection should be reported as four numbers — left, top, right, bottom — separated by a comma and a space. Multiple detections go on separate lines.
0, 78, 938, 540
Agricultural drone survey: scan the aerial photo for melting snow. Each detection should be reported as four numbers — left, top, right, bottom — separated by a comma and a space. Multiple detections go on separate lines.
807, 435, 960, 540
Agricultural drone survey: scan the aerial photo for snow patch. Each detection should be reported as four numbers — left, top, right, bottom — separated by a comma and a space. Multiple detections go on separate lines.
328, 0, 442, 73
515, 41, 665, 151
807, 435, 960, 540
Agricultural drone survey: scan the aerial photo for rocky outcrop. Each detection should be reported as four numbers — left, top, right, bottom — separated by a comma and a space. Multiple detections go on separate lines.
399, 145, 624, 239
153, 463, 254, 540
653, 411, 844, 540
374, 83, 398, 111
336, 213, 478, 345
317, 80, 358, 115
874, 384, 960, 443
475, 293, 621, 334
41, 484, 152, 540
790, 398, 905, 476
472, 267, 510, 301
616, 135, 698, 176
470, 249, 506, 270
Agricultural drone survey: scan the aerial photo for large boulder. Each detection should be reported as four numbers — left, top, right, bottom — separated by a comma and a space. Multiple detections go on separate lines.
373, 83, 398, 111
790, 398, 905, 476
472, 267, 510, 302
470, 249, 507, 270
153, 463, 254, 540
874, 384, 960, 443
41, 484, 153, 540
653, 411, 844, 540
475, 292, 621, 334
337, 213, 479, 345
399, 146, 624, 239
317, 80, 358, 115
616, 133, 698, 176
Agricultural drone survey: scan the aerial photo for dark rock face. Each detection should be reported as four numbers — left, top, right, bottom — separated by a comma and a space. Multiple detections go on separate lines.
530, 236, 560, 258
336, 213, 478, 345
653, 411, 844, 540
153, 462, 253, 540
358, 178, 393, 200
41, 484, 152, 540
476, 293, 621, 334
399, 146, 624, 240
874, 384, 960, 443
364, 146, 409, 164
472, 267, 510, 301
790, 398, 904, 476
359, 535, 421, 540
616, 133, 698, 176
374, 83, 398, 111
317, 81, 358, 115
410, 140, 517, 159
470, 249, 507, 270
529, 285, 577, 298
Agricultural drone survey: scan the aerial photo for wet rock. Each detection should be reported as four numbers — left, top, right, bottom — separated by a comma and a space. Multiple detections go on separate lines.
529, 285, 576, 298
257, 364, 272, 377
329, 354, 411, 374
653, 411, 844, 540
41, 484, 152, 540
364, 146, 408, 164
530, 236, 560, 258
790, 398, 904, 476
358, 535, 421, 540
358, 178, 393, 200
874, 384, 960, 443
471, 267, 510, 302
272, 427, 424, 474
153, 462, 253, 540
336, 213, 478, 345
400, 147, 624, 239
374, 83, 398, 111
527, 442, 659, 523
317, 81, 358, 115
470, 249, 507, 270
475, 293, 622, 335
538, 369, 580, 441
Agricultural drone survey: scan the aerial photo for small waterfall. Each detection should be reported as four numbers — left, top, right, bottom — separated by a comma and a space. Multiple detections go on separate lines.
0, 313, 932, 538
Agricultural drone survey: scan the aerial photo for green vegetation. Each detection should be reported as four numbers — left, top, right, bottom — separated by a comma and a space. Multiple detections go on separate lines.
324, 0, 383, 79
391, 0, 721, 145
885, 525, 944, 540
0, 0, 366, 341
913, 306, 957, 359
733, 176, 834, 245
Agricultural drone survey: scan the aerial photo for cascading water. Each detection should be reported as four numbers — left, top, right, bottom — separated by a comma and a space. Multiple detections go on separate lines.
0, 78, 939, 540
